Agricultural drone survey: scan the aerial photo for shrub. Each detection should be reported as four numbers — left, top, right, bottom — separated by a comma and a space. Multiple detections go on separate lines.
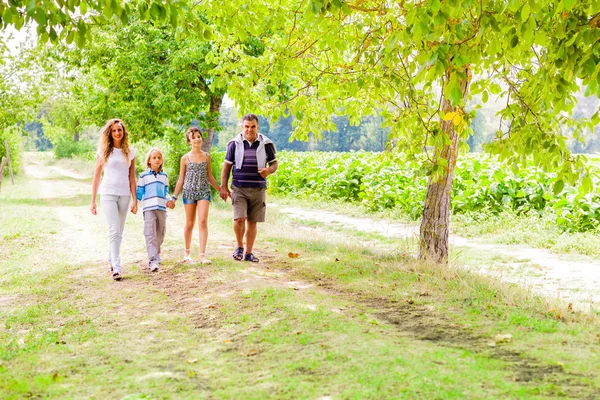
53, 137, 95, 160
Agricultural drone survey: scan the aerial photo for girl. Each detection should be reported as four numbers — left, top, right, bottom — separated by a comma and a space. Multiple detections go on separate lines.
91, 119, 138, 281
172, 127, 220, 264
136, 148, 176, 272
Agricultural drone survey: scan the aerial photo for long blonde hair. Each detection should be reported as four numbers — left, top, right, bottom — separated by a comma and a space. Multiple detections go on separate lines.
97, 118, 131, 165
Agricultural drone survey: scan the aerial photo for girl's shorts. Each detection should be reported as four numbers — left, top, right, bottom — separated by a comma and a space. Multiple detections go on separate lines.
183, 195, 211, 204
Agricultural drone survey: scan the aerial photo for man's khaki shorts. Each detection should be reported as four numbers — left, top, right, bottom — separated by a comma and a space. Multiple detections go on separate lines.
231, 186, 266, 222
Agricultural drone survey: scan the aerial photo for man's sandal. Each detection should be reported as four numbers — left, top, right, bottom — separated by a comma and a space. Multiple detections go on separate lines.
233, 247, 244, 261
244, 253, 259, 263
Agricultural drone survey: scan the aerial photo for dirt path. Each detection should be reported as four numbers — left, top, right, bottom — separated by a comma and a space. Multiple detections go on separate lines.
272, 204, 600, 309
24, 158, 600, 309
25, 157, 600, 309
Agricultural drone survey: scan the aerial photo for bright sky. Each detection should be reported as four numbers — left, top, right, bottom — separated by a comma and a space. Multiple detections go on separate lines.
1, 25, 37, 57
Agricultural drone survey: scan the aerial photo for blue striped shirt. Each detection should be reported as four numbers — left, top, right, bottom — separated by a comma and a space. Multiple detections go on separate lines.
136, 169, 170, 212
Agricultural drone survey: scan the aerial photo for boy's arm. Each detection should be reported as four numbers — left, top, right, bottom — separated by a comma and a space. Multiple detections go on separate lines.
165, 177, 176, 209
136, 176, 144, 201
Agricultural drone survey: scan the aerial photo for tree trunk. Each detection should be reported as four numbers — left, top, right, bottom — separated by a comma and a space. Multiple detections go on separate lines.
202, 94, 223, 152
419, 68, 471, 263
73, 119, 80, 142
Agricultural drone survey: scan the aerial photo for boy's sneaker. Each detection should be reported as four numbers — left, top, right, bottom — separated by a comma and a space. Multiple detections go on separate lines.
150, 263, 159, 272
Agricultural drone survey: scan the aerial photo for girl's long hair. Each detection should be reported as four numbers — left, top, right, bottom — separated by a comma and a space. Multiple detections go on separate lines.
97, 119, 131, 165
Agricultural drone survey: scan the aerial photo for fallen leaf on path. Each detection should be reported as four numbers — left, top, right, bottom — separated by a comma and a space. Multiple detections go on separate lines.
494, 333, 512, 344
52, 372, 59, 381
335, 258, 340, 262
186, 359, 197, 364
288, 252, 300, 258
568, 303, 573, 312
247, 349, 258, 356
225, 340, 231, 343
405, 298, 414, 305
296, 331, 302, 335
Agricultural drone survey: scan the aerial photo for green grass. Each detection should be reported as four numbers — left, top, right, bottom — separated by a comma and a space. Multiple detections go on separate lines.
1, 153, 599, 398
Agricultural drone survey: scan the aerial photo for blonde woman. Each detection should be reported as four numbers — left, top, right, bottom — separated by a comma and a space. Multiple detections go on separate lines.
91, 119, 138, 281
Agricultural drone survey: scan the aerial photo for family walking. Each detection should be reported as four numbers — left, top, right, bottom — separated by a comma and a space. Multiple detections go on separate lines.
90, 114, 278, 281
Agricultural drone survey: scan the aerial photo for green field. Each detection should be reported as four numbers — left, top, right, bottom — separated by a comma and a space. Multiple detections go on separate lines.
0, 153, 599, 398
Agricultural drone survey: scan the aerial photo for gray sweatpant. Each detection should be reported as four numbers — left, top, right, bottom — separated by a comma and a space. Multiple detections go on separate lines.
144, 209, 167, 266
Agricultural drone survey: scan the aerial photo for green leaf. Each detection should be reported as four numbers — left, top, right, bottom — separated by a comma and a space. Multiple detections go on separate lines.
449, 87, 463, 106
75, 30, 85, 48
563, 0, 576, 11
429, 0, 441, 13
521, 3, 530, 21
2, 7, 13, 24
150, 3, 160, 20
552, 179, 565, 195
65, 30, 74, 44
434, 12, 446, 26
581, 174, 593, 193
481, 90, 489, 103
510, 35, 519, 48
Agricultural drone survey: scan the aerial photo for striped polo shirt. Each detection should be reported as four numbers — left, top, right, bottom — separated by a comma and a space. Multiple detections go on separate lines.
136, 169, 170, 212
225, 140, 276, 188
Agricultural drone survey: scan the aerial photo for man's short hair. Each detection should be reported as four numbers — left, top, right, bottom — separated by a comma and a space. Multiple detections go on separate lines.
241, 114, 259, 124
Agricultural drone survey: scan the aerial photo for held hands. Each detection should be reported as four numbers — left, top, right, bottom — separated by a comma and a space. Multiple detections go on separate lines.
219, 186, 230, 201
166, 200, 176, 209
130, 201, 138, 214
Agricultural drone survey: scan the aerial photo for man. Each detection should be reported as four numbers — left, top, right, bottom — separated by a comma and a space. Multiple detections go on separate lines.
220, 114, 278, 262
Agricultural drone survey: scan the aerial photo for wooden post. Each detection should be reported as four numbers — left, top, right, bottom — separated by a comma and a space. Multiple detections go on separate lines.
0, 156, 7, 194
4, 140, 14, 185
